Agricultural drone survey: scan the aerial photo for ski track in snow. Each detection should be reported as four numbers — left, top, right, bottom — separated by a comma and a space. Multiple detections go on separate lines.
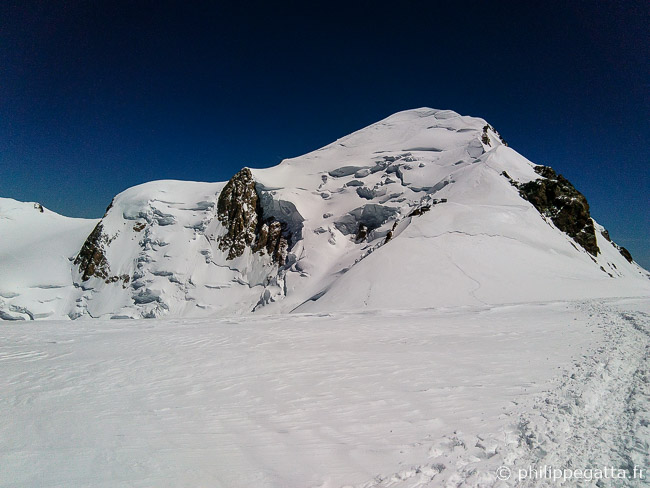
347, 299, 650, 488
1, 298, 649, 487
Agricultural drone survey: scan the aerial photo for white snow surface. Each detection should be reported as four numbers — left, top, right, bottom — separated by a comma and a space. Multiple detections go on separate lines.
0, 198, 98, 320
1, 298, 649, 487
2, 108, 650, 486
1, 108, 648, 319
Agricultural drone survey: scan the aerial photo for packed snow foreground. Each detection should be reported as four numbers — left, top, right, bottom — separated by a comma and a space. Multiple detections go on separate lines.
1, 299, 649, 487
1, 108, 649, 487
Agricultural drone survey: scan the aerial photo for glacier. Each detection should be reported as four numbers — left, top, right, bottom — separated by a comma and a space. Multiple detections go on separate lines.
1, 108, 649, 487
1, 108, 648, 320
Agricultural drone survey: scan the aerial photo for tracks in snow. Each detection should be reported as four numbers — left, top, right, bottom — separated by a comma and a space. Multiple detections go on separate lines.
347, 300, 650, 488
505, 304, 650, 488
2, 299, 648, 487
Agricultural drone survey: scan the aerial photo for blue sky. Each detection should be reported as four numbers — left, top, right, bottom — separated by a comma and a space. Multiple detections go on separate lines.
1, 1, 648, 267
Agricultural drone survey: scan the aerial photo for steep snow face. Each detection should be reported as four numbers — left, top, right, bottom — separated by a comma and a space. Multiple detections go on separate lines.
0, 198, 98, 320
248, 108, 650, 313
66, 177, 302, 319
1, 108, 648, 320
68, 179, 277, 319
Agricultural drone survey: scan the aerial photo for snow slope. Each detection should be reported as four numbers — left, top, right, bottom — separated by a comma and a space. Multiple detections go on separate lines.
1, 298, 648, 487
1, 108, 648, 320
251, 109, 649, 312
0, 198, 98, 320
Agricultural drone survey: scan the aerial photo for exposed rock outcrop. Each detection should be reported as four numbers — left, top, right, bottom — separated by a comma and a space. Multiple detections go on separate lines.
253, 219, 290, 266
217, 168, 259, 260
355, 224, 368, 242
515, 166, 600, 256
481, 125, 491, 146
217, 167, 298, 266
482, 123, 507, 147
74, 223, 114, 281
617, 246, 634, 263
74, 223, 130, 285
600, 228, 634, 263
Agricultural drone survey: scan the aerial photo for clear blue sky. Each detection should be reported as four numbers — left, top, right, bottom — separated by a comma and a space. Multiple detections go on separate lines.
1, 1, 648, 267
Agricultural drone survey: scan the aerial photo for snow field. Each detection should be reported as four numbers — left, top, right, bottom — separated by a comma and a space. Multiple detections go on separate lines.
2, 298, 648, 487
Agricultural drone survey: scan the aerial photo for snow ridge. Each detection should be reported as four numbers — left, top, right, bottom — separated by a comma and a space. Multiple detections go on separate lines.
1, 108, 648, 320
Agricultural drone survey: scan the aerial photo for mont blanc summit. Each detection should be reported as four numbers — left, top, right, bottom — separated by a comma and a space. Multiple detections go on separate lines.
3, 108, 650, 488
1, 108, 647, 320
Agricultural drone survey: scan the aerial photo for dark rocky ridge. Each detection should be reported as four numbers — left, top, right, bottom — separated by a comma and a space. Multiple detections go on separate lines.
482, 124, 508, 147
217, 168, 260, 260
252, 219, 289, 265
512, 166, 600, 256
216, 167, 293, 266
74, 223, 110, 281
617, 245, 634, 263
74, 199, 129, 285
601, 230, 634, 263
599, 229, 632, 262
74, 199, 114, 283
74, 223, 128, 285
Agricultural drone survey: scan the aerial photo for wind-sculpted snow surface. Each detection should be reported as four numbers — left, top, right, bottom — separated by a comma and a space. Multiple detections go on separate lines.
0, 198, 98, 320
1, 298, 648, 487
1, 108, 648, 320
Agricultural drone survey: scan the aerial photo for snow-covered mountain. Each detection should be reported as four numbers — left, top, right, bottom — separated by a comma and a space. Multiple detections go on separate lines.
1, 108, 648, 320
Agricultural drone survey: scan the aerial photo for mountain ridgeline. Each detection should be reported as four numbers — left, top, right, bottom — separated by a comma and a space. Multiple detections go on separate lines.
1, 108, 647, 320
504, 166, 599, 256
